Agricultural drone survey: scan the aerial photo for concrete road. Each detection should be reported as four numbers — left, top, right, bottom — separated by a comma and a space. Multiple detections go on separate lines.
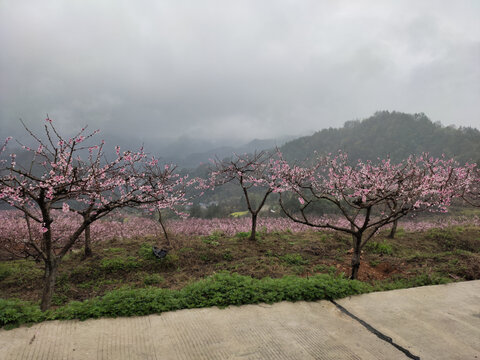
336, 280, 480, 360
0, 280, 479, 360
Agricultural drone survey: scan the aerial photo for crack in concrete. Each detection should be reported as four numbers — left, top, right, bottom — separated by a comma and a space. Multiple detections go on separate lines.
331, 300, 421, 360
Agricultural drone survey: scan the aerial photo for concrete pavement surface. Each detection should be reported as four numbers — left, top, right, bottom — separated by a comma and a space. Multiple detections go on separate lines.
336, 279, 480, 360
0, 280, 479, 360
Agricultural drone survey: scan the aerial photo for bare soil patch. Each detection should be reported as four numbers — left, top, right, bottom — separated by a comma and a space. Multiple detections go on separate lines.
1, 225, 479, 306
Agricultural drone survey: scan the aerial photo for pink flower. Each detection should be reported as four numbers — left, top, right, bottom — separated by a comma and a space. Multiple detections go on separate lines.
62, 203, 70, 213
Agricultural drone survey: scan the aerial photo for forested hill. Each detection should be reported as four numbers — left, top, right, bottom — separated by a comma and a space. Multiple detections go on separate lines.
280, 111, 480, 164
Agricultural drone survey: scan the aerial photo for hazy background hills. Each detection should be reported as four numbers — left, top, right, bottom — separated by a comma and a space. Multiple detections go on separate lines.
186, 110, 480, 170
120, 110, 480, 168
2, 111, 479, 214
280, 111, 480, 165
3, 111, 479, 170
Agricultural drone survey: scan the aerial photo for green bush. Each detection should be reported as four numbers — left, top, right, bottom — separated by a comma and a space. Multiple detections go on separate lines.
0, 299, 47, 328
203, 232, 222, 243
103, 247, 126, 254
314, 265, 337, 276
365, 240, 393, 255
1, 268, 455, 329
143, 273, 164, 286
0, 272, 371, 327
179, 272, 369, 308
202, 237, 220, 246
0, 263, 13, 281
369, 259, 381, 267
100, 257, 140, 273
69, 263, 100, 280
163, 254, 179, 265
138, 243, 156, 260
235, 231, 250, 238
280, 253, 309, 265
0, 260, 43, 285
319, 234, 329, 243
52, 293, 69, 306
375, 273, 450, 291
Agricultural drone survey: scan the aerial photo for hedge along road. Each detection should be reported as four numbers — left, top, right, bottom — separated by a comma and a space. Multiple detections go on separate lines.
1, 281, 479, 360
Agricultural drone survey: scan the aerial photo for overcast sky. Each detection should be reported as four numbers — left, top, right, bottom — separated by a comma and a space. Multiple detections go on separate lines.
1, 0, 479, 144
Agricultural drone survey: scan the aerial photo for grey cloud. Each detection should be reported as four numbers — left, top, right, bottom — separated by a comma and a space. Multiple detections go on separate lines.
0, 0, 479, 145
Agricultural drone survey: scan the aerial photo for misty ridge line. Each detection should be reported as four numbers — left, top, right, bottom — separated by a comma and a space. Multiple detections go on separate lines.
2, 111, 479, 172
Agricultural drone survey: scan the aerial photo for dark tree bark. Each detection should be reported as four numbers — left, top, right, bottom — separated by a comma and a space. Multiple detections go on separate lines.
250, 213, 258, 241
81, 210, 93, 259
83, 224, 92, 258
388, 219, 398, 239
157, 209, 170, 247
280, 197, 390, 280
40, 259, 58, 311
211, 151, 278, 242
350, 235, 362, 280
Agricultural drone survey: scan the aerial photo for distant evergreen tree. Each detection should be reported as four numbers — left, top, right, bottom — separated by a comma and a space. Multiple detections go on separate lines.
280, 111, 480, 164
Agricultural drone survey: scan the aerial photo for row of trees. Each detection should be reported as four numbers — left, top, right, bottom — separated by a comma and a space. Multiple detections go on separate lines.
1, 119, 479, 309
212, 151, 478, 279
0, 120, 197, 310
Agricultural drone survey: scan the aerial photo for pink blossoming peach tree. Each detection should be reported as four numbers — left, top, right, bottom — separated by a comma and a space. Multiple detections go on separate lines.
0, 119, 186, 310
209, 151, 288, 241
275, 152, 460, 279
459, 164, 480, 207
136, 159, 202, 248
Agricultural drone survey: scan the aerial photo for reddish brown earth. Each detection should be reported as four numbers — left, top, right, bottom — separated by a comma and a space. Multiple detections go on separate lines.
1, 226, 479, 305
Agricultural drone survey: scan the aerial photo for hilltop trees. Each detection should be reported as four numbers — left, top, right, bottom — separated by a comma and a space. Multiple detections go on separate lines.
209, 152, 287, 241
277, 152, 458, 279
280, 111, 480, 164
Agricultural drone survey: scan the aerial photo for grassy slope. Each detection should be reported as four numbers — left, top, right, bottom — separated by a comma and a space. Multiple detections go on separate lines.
1, 225, 479, 327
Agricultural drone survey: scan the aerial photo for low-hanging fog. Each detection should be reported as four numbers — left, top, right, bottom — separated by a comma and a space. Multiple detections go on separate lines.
1, 0, 479, 155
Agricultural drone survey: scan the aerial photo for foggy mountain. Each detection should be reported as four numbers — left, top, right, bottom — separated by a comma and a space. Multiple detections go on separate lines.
280, 111, 480, 164
94, 134, 298, 168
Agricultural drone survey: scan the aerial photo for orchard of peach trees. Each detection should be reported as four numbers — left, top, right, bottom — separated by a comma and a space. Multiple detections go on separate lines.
1, 119, 479, 310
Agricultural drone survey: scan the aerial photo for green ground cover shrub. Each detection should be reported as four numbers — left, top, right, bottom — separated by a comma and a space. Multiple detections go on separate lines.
235, 231, 250, 238
0, 260, 43, 285
0, 263, 12, 281
365, 240, 394, 255
138, 243, 156, 260
280, 253, 309, 265
202, 237, 220, 246
100, 257, 140, 273
0, 299, 46, 329
373, 273, 450, 291
143, 273, 164, 286
0, 272, 370, 327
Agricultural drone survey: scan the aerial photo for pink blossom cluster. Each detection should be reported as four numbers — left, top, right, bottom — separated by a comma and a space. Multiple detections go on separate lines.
458, 164, 480, 207
167, 216, 313, 236
276, 152, 468, 231
0, 119, 201, 264
170, 216, 480, 236
209, 151, 289, 193
0, 210, 162, 254
399, 216, 480, 232
2, 210, 478, 249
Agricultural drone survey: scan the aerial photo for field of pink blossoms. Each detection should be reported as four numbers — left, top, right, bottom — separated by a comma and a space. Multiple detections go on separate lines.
0, 210, 479, 245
